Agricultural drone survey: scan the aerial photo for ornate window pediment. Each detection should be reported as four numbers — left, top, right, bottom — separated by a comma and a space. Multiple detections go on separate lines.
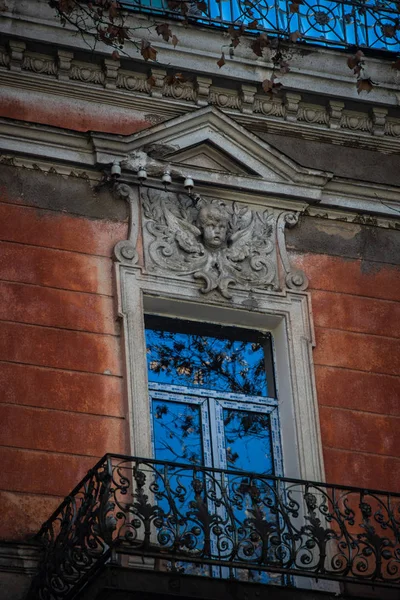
111, 106, 325, 493
107, 107, 334, 298
94, 106, 333, 195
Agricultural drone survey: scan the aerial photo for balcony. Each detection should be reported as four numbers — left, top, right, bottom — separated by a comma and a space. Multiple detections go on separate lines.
121, 0, 400, 53
29, 455, 400, 599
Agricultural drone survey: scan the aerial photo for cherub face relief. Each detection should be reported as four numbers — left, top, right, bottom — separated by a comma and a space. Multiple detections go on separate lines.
197, 206, 228, 249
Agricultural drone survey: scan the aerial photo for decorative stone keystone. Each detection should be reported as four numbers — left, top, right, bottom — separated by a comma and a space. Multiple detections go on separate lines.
57, 50, 73, 81
284, 93, 302, 123
328, 100, 345, 129
8, 40, 25, 71
195, 76, 212, 106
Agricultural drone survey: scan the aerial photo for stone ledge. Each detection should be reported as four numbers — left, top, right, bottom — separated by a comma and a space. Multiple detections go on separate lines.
0, 541, 40, 575
77, 564, 398, 600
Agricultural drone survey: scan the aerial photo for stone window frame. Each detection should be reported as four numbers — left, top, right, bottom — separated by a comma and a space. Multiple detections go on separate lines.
116, 244, 325, 483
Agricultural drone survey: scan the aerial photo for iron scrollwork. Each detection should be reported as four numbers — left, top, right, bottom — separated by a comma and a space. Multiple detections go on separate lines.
128, 0, 400, 54
29, 455, 400, 599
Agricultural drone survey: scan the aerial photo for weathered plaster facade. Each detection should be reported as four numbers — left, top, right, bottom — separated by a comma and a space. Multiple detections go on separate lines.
0, 1, 399, 598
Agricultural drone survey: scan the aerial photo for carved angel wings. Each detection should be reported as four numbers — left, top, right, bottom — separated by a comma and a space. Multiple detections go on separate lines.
142, 189, 278, 298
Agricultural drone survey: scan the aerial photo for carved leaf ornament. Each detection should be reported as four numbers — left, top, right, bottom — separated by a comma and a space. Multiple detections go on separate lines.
141, 189, 305, 298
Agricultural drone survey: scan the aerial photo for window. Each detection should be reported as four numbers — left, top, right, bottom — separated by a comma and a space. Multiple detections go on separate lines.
144, 316, 289, 584
145, 316, 283, 476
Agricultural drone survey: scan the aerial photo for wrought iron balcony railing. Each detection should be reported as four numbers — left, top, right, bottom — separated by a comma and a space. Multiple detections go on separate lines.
29, 454, 400, 599
121, 0, 400, 53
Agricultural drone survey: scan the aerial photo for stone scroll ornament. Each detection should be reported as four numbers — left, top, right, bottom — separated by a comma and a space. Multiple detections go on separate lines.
113, 183, 140, 265
141, 189, 308, 299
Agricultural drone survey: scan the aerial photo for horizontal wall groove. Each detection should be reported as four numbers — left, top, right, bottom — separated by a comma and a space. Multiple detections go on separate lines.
0, 315, 119, 338
0, 198, 125, 226
315, 364, 400, 380
314, 325, 400, 341
309, 282, 400, 303
0, 277, 114, 299
0, 358, 123, 379
0, 444, 103, 461
0, 317, 120, 339
0, 488, 64, 501
311, 288, 400, 305
0, 401, 125, 420
0, 236, 115, 261
320, 404, 400, 419
313, 361, 399, 378
322, 444, 400, 461
290, 249, 400, 270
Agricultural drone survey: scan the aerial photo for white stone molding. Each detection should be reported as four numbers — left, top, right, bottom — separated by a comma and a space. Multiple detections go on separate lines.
297, 104, 329, 126
8, 39, 25, 72
277, 212, 309, 291
113, 184, 141, 265
0, 542, 40, 576
57, 49, 73, 81
0, 109, 399, 220
21, 51, 57, 76
94, 106, 333, 191
2, 0, 400, 108
117, 69, 152, 94
111, 172, 324, 482
1, 37, 400, 154
340, 110, 373, 132
70, 60, 106, 85
0, 45, 10, 69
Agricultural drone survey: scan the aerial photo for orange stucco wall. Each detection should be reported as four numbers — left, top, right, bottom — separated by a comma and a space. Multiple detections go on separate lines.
0, 188, 129, 541
0, 186, 400, 539
0, 88, 153, 135
293, 252, 400, 492
0, 173, 399, 543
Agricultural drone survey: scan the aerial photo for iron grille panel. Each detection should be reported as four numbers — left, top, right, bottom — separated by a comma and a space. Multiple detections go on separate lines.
29, 454, 400, 599
120, 0, 400, 53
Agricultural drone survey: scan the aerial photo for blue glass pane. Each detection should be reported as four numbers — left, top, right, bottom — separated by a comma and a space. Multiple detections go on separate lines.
152, 398, 204, 464
223, 409, 274, 473
145, 328, 269, 396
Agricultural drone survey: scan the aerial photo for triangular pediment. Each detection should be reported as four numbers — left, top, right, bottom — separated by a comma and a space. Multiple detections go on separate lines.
163, 141, 258, 176
93, 106, 332, 191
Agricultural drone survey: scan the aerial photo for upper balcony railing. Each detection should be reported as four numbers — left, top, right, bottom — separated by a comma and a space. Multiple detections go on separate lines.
29, 454, 400, 600
120, 0, 400, 54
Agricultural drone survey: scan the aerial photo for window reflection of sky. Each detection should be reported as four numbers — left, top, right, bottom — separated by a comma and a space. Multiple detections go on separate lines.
223, 408, 273, 474
146, 323, 282, 583
145, 329, 269, 397
152, 399, 204, 464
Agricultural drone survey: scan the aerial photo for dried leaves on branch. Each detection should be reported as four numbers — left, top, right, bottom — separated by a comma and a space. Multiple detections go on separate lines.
49, 0, 175, 61
347, 49, 376, 94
